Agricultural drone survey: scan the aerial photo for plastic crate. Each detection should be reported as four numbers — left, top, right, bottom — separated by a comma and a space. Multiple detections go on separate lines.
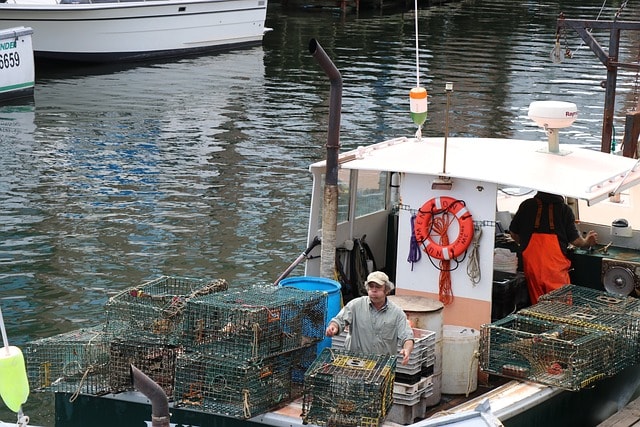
302, 348, 396, 427
480, 314, 611, 390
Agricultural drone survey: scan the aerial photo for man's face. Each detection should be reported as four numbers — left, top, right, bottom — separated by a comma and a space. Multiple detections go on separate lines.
367, 282, 386, 300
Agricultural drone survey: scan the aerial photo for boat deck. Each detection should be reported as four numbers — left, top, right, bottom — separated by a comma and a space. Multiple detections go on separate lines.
598, 395, 640, 427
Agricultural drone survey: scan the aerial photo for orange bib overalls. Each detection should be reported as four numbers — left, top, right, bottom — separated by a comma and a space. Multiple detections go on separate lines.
521, 199, 571, 304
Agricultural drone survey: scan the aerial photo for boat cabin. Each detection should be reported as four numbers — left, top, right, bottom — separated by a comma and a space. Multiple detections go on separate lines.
304, 102, 640, 331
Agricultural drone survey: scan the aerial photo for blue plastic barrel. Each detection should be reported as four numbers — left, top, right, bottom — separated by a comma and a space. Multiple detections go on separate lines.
279, 276, 342, 353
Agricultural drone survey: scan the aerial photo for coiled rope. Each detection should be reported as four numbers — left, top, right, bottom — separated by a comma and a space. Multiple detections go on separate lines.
407, 214, 422, 270
466, 226, 482, 286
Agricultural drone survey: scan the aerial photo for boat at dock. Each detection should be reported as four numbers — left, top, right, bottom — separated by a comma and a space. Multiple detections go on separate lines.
0, 26, 34, 101
0, 0, 270, 63
7, 33, 640, 427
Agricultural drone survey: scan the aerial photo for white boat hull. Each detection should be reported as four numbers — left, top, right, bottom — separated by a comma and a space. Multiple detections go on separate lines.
0, 0, 269, 61
0, 26, 34, 99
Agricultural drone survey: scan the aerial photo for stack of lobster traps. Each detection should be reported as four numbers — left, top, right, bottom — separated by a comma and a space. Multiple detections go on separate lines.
480, 284, 640, 390
24, 275, 329, 420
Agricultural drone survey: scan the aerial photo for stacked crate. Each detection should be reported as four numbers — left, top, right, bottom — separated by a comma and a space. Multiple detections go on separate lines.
23, 326, 111, 395
331, 327, 436, 424
103, 276, 228, 394
301, 348, 396, 426
173, 285, 327, 418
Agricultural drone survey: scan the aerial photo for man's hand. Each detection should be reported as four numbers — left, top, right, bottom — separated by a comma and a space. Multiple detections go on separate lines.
325, 322, 339, 337
399, 340, 414, 365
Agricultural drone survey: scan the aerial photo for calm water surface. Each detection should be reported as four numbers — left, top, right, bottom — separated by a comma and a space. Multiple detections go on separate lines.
1, 0, 640, 423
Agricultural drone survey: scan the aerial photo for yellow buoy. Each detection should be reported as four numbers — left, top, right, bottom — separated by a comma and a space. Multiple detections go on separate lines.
0, 346, 29, 413
410, 86, 428, 127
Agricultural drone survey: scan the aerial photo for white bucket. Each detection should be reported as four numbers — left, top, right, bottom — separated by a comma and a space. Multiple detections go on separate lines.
441, 325, 479, 395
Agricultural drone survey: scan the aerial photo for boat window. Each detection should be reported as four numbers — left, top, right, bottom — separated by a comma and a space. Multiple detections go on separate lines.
354, 170, 386, 217
321, 169, 387, 225
337, 168, 350, 223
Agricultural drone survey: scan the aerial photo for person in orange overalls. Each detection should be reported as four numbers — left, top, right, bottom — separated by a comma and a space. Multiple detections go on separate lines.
509, 191, 597, 304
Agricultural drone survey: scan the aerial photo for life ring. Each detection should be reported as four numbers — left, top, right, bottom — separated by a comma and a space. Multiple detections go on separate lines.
414, 196, 474, 260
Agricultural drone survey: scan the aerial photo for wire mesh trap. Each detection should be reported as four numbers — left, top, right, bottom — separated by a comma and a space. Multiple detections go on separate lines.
23, 326, 111, 395
539, 284, 640, 313
104, 276, 229, 344
182, 285, 327, 359
302, 348, 396, 427
519, 300, 639, 374
480, 314, 611, 390
173, 350, 295, 419
109, 338, 181, 396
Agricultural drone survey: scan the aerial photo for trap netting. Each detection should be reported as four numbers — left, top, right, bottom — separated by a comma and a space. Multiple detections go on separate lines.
173, 349, 300, 419
302, 348, 396, 427
108, 338, 181, 396
480, 314, 611, 390
104, 276, 228, 344
23, 326, 111, 395
182, 285, 327, 359
519, 300, 639, 374
539, 284, 640, 312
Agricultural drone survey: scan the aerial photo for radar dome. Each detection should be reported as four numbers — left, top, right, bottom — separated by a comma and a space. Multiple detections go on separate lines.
528, 101, 578, 129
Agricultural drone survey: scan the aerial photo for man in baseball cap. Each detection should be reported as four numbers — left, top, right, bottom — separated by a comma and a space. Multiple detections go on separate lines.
325, 271, 414, 364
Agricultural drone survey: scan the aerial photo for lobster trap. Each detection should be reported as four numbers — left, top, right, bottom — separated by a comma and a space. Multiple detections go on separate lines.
182, 285, 327, 359
109, 338, 181, 396
23, 326, 110, 395
173, 350, 293, 419
480, 314, 611, 390
302, 348, 396, 427
519, 300, 639, 374
538, 284, 640, 312
104, 276, 228, 344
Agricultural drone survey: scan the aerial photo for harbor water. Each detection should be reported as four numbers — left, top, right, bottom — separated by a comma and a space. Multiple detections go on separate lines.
1, 0, 640, 424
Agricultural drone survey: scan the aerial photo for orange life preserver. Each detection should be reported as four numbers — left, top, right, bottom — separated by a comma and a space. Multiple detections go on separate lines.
414, 196, 474, 260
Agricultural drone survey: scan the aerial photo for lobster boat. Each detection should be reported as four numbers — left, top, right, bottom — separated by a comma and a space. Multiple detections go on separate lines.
9, 36, 640, 427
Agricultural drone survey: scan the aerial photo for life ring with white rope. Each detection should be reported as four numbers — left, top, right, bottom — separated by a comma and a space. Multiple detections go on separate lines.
414, 196, 474, 260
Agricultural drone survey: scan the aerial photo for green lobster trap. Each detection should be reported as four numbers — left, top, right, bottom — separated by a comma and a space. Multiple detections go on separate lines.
480, 314, 611, 391
173, 350, 293, 419
519, 300, 639, 374
104, 276, 228, 344
182, 285, 327, 359
23, 326, 110, 395
538, 284, 640, 312
302, 348, 396, 427
109, 338, 181, 396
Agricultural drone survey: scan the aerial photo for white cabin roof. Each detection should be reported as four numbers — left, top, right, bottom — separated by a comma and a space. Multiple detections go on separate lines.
310, 137, 640, 206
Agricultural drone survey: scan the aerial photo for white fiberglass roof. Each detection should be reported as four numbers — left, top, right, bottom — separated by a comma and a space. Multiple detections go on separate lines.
310, 137, 640, 206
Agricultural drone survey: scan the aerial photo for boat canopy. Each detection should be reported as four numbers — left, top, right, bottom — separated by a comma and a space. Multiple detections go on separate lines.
309, 137, 640, 206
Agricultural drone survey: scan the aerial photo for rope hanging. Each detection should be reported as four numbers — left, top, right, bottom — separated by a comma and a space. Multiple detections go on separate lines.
430, 212, 454, 305
407, 214, 421, 270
